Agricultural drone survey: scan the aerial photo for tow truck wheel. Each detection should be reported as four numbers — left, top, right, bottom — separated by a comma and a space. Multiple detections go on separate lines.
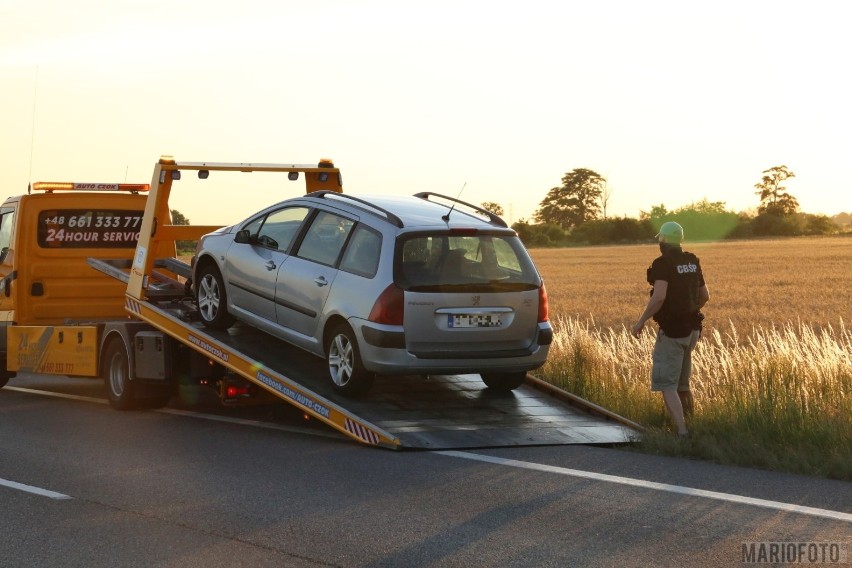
196, 264, 235, 330
0, 373, 9, 389
326, 323, 374, 397
103, 338, 136, 410
480, 372, 526, 391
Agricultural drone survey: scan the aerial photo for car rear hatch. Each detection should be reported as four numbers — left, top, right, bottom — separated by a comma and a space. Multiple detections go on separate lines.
395, 231, 543, 358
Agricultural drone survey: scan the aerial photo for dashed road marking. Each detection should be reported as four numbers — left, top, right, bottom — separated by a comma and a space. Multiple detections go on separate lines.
0, 477, 72, 500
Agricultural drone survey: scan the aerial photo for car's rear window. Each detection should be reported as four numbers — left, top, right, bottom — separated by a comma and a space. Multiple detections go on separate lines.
396, 233, 540, 291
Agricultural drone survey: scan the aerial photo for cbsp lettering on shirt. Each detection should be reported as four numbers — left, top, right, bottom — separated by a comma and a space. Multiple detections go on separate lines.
676, 263, 698, 274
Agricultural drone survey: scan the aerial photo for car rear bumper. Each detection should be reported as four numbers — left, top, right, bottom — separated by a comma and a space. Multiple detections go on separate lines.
354, 319, 552, 375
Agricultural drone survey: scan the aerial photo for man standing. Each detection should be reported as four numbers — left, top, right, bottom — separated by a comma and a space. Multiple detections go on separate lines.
632, 221, 709, 437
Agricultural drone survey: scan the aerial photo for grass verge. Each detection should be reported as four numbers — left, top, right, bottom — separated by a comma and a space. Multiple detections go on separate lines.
539, 317, 852, 481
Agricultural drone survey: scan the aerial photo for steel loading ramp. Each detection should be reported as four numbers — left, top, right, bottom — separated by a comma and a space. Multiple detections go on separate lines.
338, 373, 639, 449
130, 298, 637, 450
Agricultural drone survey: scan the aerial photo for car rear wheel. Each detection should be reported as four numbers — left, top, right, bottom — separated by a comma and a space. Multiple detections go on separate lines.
326, 323, 375, 397
480, 372, 526, 391
196, 264, 234, 329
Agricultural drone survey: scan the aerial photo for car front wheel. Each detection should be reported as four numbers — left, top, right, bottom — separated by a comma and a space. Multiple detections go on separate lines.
196, 264, 235, 329
480, 372, 526, 391
326, 323, 375, 397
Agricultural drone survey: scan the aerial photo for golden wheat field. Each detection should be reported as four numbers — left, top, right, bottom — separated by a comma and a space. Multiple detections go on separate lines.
530, 236, 852, 340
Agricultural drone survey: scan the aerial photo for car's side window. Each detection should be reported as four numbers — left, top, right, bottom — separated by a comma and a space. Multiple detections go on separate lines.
296, 211, 354, 266
339, 225, 381, 278
256, 207, 309, 252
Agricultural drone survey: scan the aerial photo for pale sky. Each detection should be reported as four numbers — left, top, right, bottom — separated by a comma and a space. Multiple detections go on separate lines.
2, 0, 850, 225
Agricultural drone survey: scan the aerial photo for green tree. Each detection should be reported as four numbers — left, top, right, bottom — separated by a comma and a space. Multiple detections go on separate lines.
640, 203, 669, 220
511, 220, 567, 247
648, 199, 740, 241
170, 209, 194, 252
171, 209, 190, 225
755, 165, 799, 215
480, 201, 504, 216
534, 168, 604, 229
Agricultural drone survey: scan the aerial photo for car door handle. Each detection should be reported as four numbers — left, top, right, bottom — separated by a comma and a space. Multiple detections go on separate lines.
314, 276, 328, 287
265, 260, 277, 271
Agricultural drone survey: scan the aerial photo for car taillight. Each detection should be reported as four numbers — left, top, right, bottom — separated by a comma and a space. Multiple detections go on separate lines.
368, 284, 404, 325
538, 283, 549, 322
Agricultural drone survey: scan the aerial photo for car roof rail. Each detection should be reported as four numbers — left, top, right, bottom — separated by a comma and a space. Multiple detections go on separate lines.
310, 191, 404, 228
413, 192, 508, 228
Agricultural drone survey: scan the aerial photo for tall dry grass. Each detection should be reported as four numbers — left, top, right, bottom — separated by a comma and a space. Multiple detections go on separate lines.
532, 237, 852, 479
542, 317, 851, 479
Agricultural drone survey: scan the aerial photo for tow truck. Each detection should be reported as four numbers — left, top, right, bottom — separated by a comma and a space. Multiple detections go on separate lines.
1, 157, 639, 449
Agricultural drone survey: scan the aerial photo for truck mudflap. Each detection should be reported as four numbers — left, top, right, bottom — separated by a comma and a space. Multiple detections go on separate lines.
124, 295, 401, 449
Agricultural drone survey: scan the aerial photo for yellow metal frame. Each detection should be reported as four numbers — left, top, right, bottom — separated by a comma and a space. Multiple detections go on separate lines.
124, 295, 400, 449
122, 156, 399, 448
127, 157, 343, 301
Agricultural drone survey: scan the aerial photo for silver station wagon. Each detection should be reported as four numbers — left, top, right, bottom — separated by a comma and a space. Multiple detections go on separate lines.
192, 191, 553, 396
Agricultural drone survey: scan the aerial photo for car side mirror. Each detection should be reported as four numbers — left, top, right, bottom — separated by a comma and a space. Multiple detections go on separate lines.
234, 229, 251, 244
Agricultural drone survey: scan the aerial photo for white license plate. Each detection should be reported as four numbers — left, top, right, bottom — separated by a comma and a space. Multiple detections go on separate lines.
448, 314, 503, 328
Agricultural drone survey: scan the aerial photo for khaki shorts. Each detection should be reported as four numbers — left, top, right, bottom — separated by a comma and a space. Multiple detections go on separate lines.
651, 329, 700, 392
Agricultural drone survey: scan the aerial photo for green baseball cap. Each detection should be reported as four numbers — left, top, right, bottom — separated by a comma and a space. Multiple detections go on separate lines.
655, 221, 684, 243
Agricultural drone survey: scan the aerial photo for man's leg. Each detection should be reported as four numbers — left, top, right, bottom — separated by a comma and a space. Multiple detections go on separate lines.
678, 390, 694, 418
652, 330, 689, 435
662, 389, 688, 436
676, 330, 700, 419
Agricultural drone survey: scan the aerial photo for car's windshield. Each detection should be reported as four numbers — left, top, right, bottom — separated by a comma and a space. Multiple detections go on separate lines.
396, 233, 540, 292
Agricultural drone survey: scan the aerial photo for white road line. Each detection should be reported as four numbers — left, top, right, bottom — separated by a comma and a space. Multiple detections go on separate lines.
0, 478, 72, 500
6, 386, 107, 405
7, 385, 343, 441
13, 385, 849, 523
438, 450, 852, 524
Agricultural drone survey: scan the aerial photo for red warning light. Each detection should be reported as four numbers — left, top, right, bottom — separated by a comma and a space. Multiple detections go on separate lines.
226, 385, 251, 398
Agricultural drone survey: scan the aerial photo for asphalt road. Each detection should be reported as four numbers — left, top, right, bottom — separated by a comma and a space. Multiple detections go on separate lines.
1, 375, 850, 567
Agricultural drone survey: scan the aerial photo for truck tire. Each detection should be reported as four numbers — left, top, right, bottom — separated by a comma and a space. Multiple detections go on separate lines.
326, 323, 374, 397
196, 264, 235, 330
103, 338, 137, 410
0, 360, 13, 389
480, 372, 526, 391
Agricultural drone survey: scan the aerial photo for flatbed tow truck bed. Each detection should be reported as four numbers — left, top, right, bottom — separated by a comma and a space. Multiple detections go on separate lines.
197, 323, 638, 449
95, 250, 638, 450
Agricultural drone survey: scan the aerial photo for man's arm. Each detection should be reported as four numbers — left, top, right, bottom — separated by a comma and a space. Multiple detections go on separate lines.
697, 284, 709, 309
632, 280, 667, 338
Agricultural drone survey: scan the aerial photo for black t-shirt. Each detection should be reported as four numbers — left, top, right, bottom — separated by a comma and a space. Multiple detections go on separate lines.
647, 247, 705, 338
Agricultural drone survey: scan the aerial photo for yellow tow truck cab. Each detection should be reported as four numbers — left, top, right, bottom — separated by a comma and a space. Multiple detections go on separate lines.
0, 182, 175, 383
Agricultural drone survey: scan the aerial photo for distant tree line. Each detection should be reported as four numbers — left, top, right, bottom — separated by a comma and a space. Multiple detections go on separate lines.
481, 165, 847, 247
170, 209, 196, 252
